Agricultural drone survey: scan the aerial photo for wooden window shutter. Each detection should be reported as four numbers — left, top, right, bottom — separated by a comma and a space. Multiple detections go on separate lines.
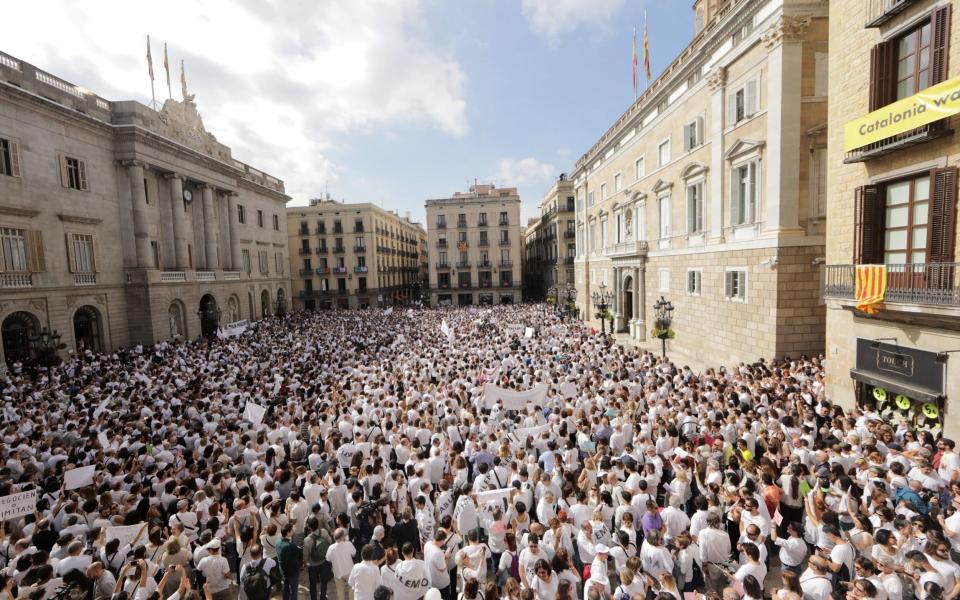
26, 231, 44, 272
869, 41, 895, 111
731, 168, 742, 225
727, 93, 737, 125
853, 185, 883, 264
931, 4, 952, 85
78, 159, 88, 190
930, 167, 958, 263
92, 235, 100, 273
746, 77, 758, 116
9, 141, 20, 178
58, 153, 69, 187
683, 123, 691, 151
64, 234, 76, 272
696, 115, 705, 145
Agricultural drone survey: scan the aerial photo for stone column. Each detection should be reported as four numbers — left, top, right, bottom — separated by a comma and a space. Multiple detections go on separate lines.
635, 266, 645, 341
762, 16, 809, 233
166, 174, 190, 269
201, 185, 218, 269
126, 161, 154, 268
227, 192, 242, 271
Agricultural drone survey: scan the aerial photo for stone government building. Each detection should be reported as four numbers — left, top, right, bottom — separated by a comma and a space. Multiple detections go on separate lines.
0, 51, 291, 370
573, 0, 829, 367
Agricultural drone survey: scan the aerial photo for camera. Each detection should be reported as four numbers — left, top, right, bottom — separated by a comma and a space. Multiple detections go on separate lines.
356, 497, 387, 522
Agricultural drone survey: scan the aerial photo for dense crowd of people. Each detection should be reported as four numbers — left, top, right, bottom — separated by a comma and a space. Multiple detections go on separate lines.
0, 304, 953, 600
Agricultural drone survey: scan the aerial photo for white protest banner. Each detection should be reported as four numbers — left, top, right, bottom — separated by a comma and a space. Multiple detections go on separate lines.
105, 523, 146, 549
384, 307, 393, 316
505, 324, 524, 337
407, 309, 415, 319
0, 489, 37, 521
511, 423, 549, 442
440, 320, 454, 344
524, 327, 534, 338
93, 399, 110, 419
97, 432, 110, 449
483, 383, 548, 410
560, 382, 577, 399
475, 487, 513, 506
242, 402, 266, 427
64, 465, 96, 491
217, 320, 248, 339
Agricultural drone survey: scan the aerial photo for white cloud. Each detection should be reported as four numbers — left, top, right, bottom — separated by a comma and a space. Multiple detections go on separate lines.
521, 0, 625, 42
494, 157, 557, 187
5, 0, 468, 202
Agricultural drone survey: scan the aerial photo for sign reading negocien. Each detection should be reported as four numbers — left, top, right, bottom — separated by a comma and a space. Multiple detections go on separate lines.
844, 75, 960, 152
0, 489, 37, 521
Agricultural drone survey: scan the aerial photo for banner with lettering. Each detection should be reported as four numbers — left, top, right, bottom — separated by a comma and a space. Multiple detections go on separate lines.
0, 489, 36, 521
482, 383, 548, 410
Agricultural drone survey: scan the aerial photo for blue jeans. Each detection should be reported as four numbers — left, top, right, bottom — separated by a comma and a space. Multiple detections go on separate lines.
282, 572, 299, 600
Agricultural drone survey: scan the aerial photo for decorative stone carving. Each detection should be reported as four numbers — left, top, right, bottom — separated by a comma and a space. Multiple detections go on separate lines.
706, 67, 727, 91
156, 97, 219, 155
762, 16, 811, 48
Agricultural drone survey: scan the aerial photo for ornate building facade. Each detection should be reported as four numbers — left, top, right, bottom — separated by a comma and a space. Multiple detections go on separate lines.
573, 0, 829, 367
287, 198, 427, 310
0, 52, 290, 370
523, 176, 576, 301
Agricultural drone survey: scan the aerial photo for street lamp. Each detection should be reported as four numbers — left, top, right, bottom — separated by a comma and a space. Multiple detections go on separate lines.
653, 296, 675, 359
591, 282, 614, 335
273, 297, 287, 317
563, 285, 577, 319
29, 326, 63, 366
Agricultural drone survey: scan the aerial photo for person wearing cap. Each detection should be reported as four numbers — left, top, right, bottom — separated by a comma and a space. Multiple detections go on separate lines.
196, 538, 231, 600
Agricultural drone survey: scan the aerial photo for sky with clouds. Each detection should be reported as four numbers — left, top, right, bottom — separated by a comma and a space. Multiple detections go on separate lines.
6, 0, 692, 223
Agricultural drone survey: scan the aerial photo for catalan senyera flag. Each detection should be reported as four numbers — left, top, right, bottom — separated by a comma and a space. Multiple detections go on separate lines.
643, 10, 651, 81
457, 241, 468, 252
632, 27, 638, 98
855, 265, 887, 314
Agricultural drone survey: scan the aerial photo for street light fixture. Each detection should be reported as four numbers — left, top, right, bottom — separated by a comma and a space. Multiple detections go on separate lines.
591, 282, 614, 335
653, 296, 675, 359
273, 297, 287, 317
29, 326, 63, 366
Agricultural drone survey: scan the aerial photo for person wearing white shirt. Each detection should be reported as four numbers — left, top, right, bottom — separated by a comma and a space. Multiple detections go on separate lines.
661, 495, 691, 542
698, 516, 732, 593
326, 528, 357, 600
196, 540, 231, 600
424, 531, 451, 591
800, 556, 835, 600
770, 522, 808, 574
348, 545, 383, 600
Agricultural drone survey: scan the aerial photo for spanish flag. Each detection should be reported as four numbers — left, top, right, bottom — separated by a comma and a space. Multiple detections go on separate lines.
855, 265, 887, 314
632, 27, 638, 98
643, 10, 651, 81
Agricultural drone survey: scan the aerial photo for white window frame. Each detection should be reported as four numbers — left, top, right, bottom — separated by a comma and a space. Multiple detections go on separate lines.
683, 116, 705, 152
686, 181, 705, 234
600, 183, 608, 203
730, 158, 760, 226
657, 195, 671, 239
724, 268, 748, 303
0, 227, 28, 272
614, 172, 623, 193
727, 74, 760, 126
658, 139, 671, 168
599, 217, 608, 250
70, 233, 96, 273
686, 268, 702, 296
658, 268, 670, 292
588, 191, 595, 206
635, 156, 645, 181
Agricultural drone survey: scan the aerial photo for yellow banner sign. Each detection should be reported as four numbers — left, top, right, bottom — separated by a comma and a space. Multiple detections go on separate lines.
844, 75, 960, 152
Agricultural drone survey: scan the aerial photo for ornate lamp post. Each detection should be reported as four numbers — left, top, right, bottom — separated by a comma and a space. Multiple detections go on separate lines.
652, 296, 675, 359
591, 282, 614, 335
273, 297, 287, 317
29, 326, 63, 366
564, 285, 577, 319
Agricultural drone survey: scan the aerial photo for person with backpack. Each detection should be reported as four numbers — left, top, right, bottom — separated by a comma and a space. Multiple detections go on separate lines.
275, 523, 303, 600
304, 517, 334, 600
239, 544, 275, 600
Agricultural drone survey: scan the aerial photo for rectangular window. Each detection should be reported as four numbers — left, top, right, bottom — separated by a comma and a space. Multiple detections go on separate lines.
276, 252, 283, 274
458, 231, 467, 243
500, 230, 509, 244
478, 212, 487, 226
600, 219, 607, 249
241, 249, 251, 273
336, 256, 345, 268
658, 269, 670, 292
144, 179, 150, 204
614, 173, 622, 193
725, 270, 748, 301
683, 116, 704, 151
882, 175, 930, 264
499, 212, 509, 226
600, 183, 608, 202
658, 139, 671, 167
479, 230, 488, 244
635, 156, 645, 180
337, 278, 347, 292
687, 182, 704, 233
62, 156, 88, 190
437, 214, 446, 228
870, 6, 950, 111
356, 237, 365, 249
71, 234, 96, 272
259, 250, 269, 274
354, 218, 364, 233
895, 21, 933, 100
320, 278, 329, 291
731, 161, 758, 226
812, 147, 827, 218
728, 77, 759, 124
658, 196, 671, 239
151, 241, 160, 268
589, 223, 596, 252
457, 213, 467, 228
0, 227, 27, 272
439, 251, 448, 265
273, 214, 279, 230
687, 270, 702, 296
257, 210, 264, 227
500, 248, 510, 263
588, 191, 595, 206
238, 205, 246, 224
0, 138, 21, 178
334, 220, 343, 233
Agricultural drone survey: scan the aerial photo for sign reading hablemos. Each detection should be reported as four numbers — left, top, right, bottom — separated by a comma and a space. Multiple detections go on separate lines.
0, 489, 37, 521
844, 75, 960, 152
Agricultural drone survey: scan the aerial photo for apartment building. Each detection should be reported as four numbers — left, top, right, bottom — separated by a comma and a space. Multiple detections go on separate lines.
523, 175, 577, 300
0, 52, 290, 371
288, 198, 427, 309
425, 184, 522, 306
823, 0, 959, 435
572, 0, 829, 368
